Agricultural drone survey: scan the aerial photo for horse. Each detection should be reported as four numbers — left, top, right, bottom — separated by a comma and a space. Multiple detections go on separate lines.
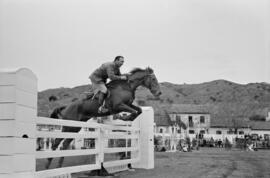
45, 67, 162, 169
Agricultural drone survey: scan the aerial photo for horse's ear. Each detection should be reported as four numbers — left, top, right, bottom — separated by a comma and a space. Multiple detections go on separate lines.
147, 67, 153, 73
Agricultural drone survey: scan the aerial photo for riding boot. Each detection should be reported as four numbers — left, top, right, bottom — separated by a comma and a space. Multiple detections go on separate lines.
98, 92, 109, 113
98, 92, 105, 105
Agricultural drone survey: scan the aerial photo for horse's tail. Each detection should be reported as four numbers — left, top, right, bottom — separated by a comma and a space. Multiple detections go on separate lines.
49, 106, 66, 119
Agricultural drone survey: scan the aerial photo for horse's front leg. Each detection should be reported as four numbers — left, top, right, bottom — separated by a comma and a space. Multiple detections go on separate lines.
125, 104, 142, 121
115, 104, 140, 121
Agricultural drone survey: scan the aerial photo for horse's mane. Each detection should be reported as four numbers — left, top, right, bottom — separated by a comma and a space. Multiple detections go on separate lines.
130, 67, 153, 74
129, 67, 145, 74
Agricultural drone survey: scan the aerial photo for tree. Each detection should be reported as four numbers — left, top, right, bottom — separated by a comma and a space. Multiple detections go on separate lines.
49, 95, 57, 102
249, 114, 266, 121
176, 117, 187, 130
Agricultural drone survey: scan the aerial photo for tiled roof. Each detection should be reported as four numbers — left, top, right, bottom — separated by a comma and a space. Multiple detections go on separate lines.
210, 118, 270, 130
154, 104, 209, 126
210, 120, 249, 128
164, 104, 210, 114
210, 115, 249, 128
153, 104, 270, 130
248, 121, 270, 130
154, 109, 172, 126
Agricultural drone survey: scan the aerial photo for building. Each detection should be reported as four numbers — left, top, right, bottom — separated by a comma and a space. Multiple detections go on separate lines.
207, 117, 249, 142
154, 104, 210, 151
166, 104, 211, 139
249, 121, 270, 139
207, 112, 270, 140
154, 105, 270, 151
154, 110, 181, 151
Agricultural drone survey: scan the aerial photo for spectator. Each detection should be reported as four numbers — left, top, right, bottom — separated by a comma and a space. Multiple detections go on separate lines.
217, 139, 223, 148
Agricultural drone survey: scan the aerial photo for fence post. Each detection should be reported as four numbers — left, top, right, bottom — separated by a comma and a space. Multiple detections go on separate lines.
0, 68, 37, 178
132, 107, 154, 169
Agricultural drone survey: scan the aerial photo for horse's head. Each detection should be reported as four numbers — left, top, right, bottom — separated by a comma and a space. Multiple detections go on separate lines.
128, 67, 162, 98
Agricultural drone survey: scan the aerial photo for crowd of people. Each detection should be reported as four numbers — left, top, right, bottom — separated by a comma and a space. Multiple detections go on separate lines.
234, 135, 270, 151
154, 134, 270, 152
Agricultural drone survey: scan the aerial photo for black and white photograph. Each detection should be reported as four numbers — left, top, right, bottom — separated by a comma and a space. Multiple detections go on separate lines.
1, 0, 270, 177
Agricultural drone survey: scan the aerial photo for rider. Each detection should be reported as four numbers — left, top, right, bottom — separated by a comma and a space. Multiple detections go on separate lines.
89, 56, 128, 113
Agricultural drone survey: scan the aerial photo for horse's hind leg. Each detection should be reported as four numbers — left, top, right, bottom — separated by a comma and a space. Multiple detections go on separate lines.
57, 126, 81, 168
57, 138, 74, 168
45, 138, 64, 169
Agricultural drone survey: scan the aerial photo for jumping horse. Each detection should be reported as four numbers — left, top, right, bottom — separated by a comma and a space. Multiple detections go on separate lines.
45, 67, 162, 169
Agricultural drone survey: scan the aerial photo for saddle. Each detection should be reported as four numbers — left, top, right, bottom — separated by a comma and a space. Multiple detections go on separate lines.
82, 81, 120, 101
82, 90, 110, 101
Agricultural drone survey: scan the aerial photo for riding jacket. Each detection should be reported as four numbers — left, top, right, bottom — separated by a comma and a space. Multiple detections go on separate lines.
89, 62, 122, 83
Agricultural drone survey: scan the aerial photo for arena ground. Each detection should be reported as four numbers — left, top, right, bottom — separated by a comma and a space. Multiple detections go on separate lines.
38, 148, 270, 178
115, 148, 270, 178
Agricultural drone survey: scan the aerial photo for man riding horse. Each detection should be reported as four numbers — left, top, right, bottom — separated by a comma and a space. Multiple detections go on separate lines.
46, 59, 162, 169
89, 56, 127, 113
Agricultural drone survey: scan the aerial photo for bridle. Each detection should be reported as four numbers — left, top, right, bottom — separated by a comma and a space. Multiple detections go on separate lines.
127, 71, 155, 90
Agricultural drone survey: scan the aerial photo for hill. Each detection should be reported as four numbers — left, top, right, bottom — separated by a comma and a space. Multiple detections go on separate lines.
38, 80, 270, 126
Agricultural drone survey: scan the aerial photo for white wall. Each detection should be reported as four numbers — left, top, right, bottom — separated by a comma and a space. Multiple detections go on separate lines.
209, 127, 250, 135
250, 130, 270, 138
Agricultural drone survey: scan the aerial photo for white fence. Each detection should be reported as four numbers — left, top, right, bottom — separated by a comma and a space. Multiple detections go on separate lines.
0, 68, 154, 178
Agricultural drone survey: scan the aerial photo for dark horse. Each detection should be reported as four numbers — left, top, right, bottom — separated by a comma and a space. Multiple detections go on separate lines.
45, 67, 162, 169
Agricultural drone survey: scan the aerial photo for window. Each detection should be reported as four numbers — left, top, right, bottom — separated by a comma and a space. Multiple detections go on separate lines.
159, 128, 163, 133
200, 130, 205, 134
216, 130, 222, 135
189, 130, 195, 134
172, 127, 174, 133
188, 116, 193, 127
200, 116, 205, 123
177, 129, 181, 133
238, 131, 244, 135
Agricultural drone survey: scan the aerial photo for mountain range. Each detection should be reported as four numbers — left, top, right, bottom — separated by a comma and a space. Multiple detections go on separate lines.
38, 80, 270, 126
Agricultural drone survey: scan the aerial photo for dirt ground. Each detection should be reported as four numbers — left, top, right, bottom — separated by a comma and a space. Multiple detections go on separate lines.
113, 148, 270, 178
39, 148, 270, 178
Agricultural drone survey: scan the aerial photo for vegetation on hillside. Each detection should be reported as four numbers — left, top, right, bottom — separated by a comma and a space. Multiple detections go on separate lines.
38, 80, 270, 125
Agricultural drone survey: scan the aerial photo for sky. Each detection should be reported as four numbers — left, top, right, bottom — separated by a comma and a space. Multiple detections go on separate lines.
1, 0, 269, 91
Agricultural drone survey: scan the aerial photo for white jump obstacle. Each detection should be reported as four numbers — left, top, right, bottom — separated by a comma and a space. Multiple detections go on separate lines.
0, 68, 154, 178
